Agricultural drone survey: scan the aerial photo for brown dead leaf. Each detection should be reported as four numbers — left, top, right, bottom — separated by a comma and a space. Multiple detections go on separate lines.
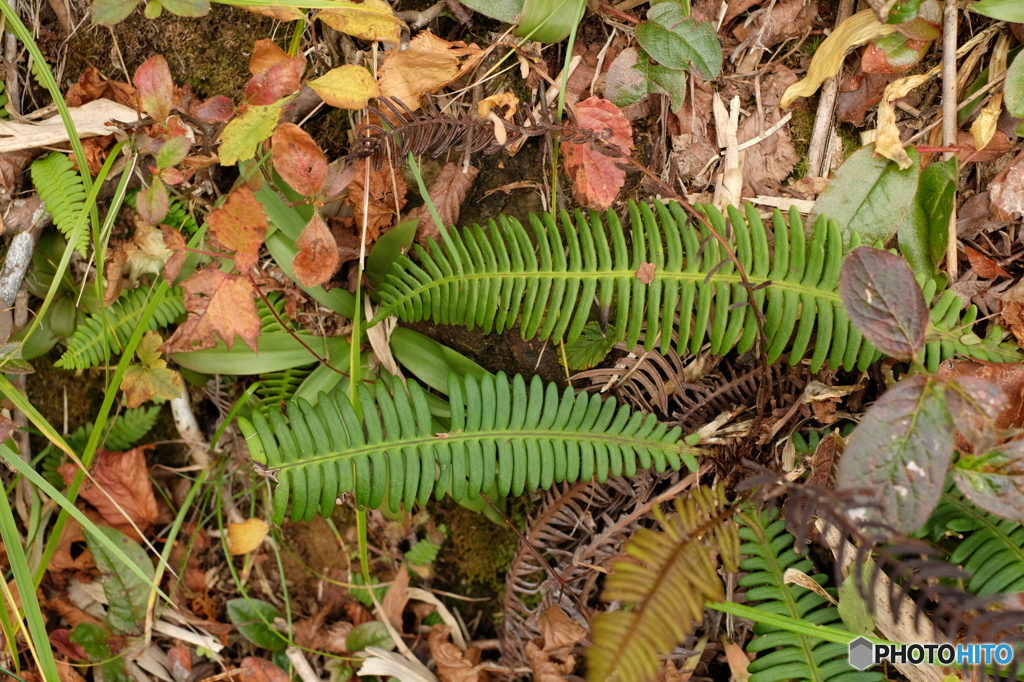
162, 269, 261, 352
249, 39, 290, 76
59, 447, 159, 538
957, 130, 1013, 163
537, 605, 587, 654
237, 657, 289, 682
807, 432, 843, 490
292, 213, 339, 287
836, 71, 898, 125
345, 158, 407, 241
965, 246, 1010, 279
56, 660, 88, 682
721, 637, 752, 682
525, 640, 574, 682
636, 262, 656, 284
990, 151, 1024, 219
377, 32, 485, 110
344, 601, 374, 626
0, 149, 36, 194
167, 646, 192, 682
935, 360, 1024, 432
732, 0, 816, 50
65, 67, 137, 109
381, 565, 410, 632
48, 517, 96, 573
429, 625, 486, 682
207, 187, 269, 272
562, 98, 633, 210
272, 123, 328, 197
161, 225, 188, 283
408, 163, 478, 246
1002, 280, 1024, 350
738, 66, 799, 195
0, 413, 17, 443
43, 594, 104, 629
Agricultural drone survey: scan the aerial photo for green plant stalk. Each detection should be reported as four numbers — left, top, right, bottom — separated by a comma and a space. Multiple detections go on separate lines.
213, 382, 262, 450
406, 151, 445, 238
356, 508, 372, 584
549, 0, 587, 209
0, 485, 59, 681
287, 19, 305, 57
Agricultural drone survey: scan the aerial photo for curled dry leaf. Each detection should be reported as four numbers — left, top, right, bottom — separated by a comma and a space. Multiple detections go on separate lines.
377, 32, 485, 110
561, 97, 633, 211
293, 213, 340, 287
272, 123, 328, 197
428, 625, 486, 682
346, 158, 408, 241
59, 447, 159, 538
207, 186, 269, 272
409, 162, 478, 246
249, 38, 290, 76
536, 605, 587, 654
873, 73, 931, 169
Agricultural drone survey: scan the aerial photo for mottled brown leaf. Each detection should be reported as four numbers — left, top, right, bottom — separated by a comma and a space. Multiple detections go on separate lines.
636, 262, 656, 284
292, 213, 339, 287
410, 162, 477, 246
965, 246, 1010, 279
272, 123, 328, 197
162, 269, 261, 352
346, 158, 407, 241
207, 187, 268, 272
561, 98, 633, 210
245, 56, 305, 106
59, 447, 159, 538
237, 658, 289, 682
429, 625, 486, 682
161, 225, 188, 283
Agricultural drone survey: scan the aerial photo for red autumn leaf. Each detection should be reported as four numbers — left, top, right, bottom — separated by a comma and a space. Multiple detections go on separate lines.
207, 187, 269, 272
237, 658, 289, 682
192, 95, 235, 123
292, 213, 339, 287
163, 269, 262, 352
272, 123, 328, 197
135, 55, 175, 122
245, 56, 305, 106
59, 447, 159, 538
561, 97, 633, 210
49, 629, 88, 661
167, 647, 192, 681
249, 38, 290, 76
965, 246, 1010, 279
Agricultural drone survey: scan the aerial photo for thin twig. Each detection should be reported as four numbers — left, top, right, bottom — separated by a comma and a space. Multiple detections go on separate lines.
942, 0, 959, 280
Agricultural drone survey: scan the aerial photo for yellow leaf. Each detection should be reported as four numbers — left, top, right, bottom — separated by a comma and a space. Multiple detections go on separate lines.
781, 10, 898, 108
874, 73, 931, 169
308, 65, 379, 109
477, 92, 518, 120
971, 92, 1002, 153
227, 518, 269, 555
378, 32, 485, 110
219, 97, 293, 166
315, 0, 404, 44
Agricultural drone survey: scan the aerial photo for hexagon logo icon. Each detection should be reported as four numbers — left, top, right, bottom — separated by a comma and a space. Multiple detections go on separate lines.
848, 637, 875, 670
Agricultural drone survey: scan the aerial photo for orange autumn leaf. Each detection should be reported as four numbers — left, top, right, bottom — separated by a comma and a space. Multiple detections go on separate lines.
293, 213, 339, 287
245, 55, 305, 106
346, 158, 407, 241
561, 97, 633, 210
965, 246, 1010, 279
377, 32, 485, 110
59, 447, 159, 538
162, 269, 261, 352
272, 123, 328, 197
207, 187, 269, 272
249, 38, 290, 76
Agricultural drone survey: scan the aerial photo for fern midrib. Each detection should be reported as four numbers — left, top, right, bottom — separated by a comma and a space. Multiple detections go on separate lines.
747, 520, 825, 682
271, 428, 694, 472
945, 493, 1024, 565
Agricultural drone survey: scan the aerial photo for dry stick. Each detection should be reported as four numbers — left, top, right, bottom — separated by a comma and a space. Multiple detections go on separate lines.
942, 0, 959, 281
805, 0, 856, 178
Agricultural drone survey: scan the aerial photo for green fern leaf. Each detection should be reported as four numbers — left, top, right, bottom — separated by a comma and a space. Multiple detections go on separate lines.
921, 489, 1024, 597
588, 484, 740, 682
67, 405, 163, 453
256, 365, 315, 409
31, 153, 89, 256
738, 507, 885, 682
372, 201, 1021, 372
404, 538, 441, 566
238, 372, 697, 523
56, 288, 185, 370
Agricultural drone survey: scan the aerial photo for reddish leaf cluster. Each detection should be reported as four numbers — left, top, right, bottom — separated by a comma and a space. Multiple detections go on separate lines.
561, 98, 634, 210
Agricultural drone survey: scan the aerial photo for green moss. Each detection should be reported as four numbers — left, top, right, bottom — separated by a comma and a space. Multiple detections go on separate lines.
789, 107, 815, 177
437, 503, 518, 592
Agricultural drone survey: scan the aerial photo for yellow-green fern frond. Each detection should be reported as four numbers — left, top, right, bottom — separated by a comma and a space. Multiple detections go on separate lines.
588, 484, 740, 682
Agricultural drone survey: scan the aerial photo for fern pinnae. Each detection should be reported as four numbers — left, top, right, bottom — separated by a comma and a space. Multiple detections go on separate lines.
372, 200, 1021, 372
239, 372, 698, 524
31, 152, 89, 256
588, 484, 740, 682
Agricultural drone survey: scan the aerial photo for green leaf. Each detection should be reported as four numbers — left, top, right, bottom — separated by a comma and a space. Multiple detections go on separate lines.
367, 218, 417, 290
227, 598, 287, 651
160, 0, 209, 16
172, 331, 349, 375
886, 0, 922, 23
349, 574, 386, 607
156, 136, 191, 169
85, 526, 155, 635
636, 4, 722, 79
389, 326, 491, 395
562, 322, 616, 370
952, 441, 1024, 524
810, 145, 920, 247
605, 48, 686, 114
70, 623, 113, 661
840, 247, 928, 361
838, 558, 876, 636
219, 99, 292, 166
970, 0, 1024, 22
516, 0, 583, 43
897, 159, 954, 278
837, 376, 954, 535
91, 0, 141, 24
458, 0, 521, 22
346, 621, 395, 652
404, 538, 441, 566
1005, 52, 1024, 118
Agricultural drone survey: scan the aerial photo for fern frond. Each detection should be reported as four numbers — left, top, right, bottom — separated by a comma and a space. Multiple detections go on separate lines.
67, 406, 163, 453
238, 372, 697, 523
256, 365, 314, 409
738, 507, 884, 682
56, 288, 185, 370
372, 201, 1020, 372
31, 152, 89, 256
588, 484, 740, 682
921, 489, 1024, 597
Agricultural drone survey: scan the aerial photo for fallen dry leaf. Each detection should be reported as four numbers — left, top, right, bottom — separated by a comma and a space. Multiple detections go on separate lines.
120, 330, 184, 407
409, 163, 478, 246
0, 149, 37, 194
537, 605, 587, 654
738, 66, 799, 195
990, 151, 1024, 219
237, 657, 289, 682
1002, 279, 1024, 349
429, 625, 486, 682
957, 130, 1013, 163
874, 73, 931, 169
935, 360, 1024, 433
720, 637, 752, 682
207, 187, 269, 272
161, 226, 188, 284
382, 565, 411, 632
346, 158, 408, 241
162, 269, 261, 352
272, 123, 328, 197
59, 447, 159, 538
167, 646, 192, 682
732, 0, 816, 50
562, 98, 633, 210
249, 38, 290, 76
245, 55, 305, 106
227, 518, 270, 555
292, 213, 340, 287
965, 246, 1010, 279
525, 640, 574, 682
377, 32, 485, 110
636, 262, 656, 284
65, 67, 137, 109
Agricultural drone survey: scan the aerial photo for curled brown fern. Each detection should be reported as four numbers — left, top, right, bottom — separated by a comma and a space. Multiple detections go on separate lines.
587, 484, 740, 682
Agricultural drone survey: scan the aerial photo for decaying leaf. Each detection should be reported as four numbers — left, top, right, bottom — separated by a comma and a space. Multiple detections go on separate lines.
409, 162, 478, 246
249, 38, 290, 76
162, 269, 262, 352
316, 0, 405, 43
346, 158, 408, 241
781, 10, 899, 108
135, 55, 175, 122
873, 73, 931, 169
237, 657, 289, 682
636, 262, 656, 284
965, 246, 1010, 279
120, 330, 184, 407
382, 567, 410, 631
429, 625, 486, 682
308, 65, 379, 110
377, 32, 485, 110
245, 55, 305, 106
272, 123, 328, 197
561, 98, 633, 210
207, 186, 269, 272
227, 518, 270, 555
292, 213, 340, 287
537, 605, 587, 654
59, 447, 160, 538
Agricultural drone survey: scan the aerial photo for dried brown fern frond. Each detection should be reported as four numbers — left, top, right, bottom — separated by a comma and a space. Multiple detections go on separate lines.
587, 484, 740, 682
